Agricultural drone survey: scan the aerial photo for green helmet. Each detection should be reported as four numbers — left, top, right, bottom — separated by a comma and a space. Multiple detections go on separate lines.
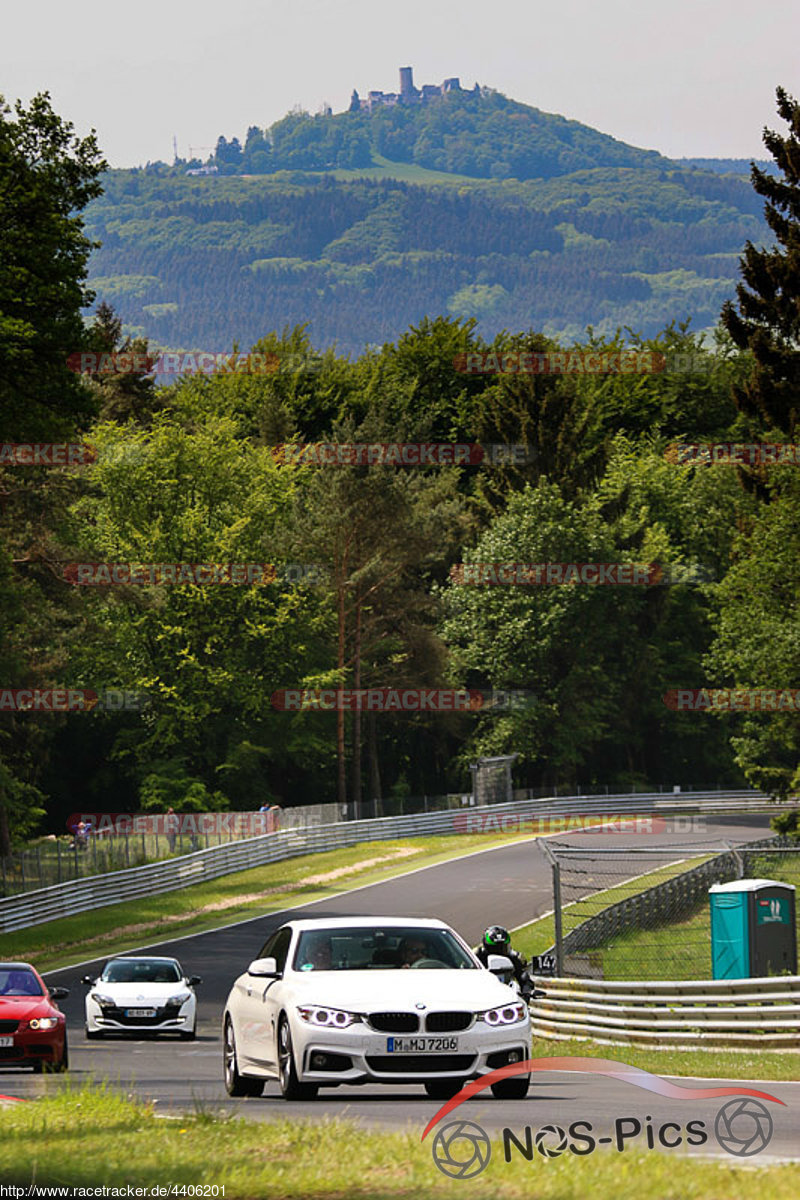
483, 925, 510, 952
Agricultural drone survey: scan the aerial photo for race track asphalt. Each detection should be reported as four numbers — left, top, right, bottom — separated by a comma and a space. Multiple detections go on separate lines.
4, 814, 798, 1162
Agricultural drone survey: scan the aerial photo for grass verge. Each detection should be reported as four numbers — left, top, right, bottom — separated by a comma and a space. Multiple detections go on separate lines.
529, 1035, 800, 1083
5, 830, 541, 974
0, 1085, 795, 1198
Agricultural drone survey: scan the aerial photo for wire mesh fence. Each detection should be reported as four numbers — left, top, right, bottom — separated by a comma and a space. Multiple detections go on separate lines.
0, 802, 341, 898
541, 838, 800, 981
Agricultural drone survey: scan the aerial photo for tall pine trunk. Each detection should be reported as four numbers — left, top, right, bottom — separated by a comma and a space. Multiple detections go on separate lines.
337, 572, 347, 813
351, 597, 362, 819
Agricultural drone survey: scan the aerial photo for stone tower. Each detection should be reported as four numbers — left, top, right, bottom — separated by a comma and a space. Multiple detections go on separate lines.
399, 66, 415, 100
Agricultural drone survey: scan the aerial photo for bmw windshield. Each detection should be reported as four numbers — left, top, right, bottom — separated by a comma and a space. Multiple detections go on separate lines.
292, 927, 478, 972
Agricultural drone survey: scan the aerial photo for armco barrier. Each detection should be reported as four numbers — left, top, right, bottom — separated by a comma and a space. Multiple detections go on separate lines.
528, 974, 800, 1049
0, 789, 788, 934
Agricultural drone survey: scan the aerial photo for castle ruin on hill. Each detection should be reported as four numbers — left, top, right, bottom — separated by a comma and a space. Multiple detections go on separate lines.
349, 66, 480, 114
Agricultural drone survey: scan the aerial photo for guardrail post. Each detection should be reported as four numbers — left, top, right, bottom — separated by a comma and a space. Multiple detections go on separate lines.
21, 852, 26, 893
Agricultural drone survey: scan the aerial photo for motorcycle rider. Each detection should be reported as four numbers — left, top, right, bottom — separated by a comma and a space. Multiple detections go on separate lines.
475, 925, 541, 999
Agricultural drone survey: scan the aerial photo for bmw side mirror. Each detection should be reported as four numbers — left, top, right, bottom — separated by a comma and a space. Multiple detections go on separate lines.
486, 953, 514, 979
247, 957, 279, 977
49, 986, 69, 1000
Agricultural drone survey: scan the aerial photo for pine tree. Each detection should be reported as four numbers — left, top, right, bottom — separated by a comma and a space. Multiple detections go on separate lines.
721, 87, 800, 440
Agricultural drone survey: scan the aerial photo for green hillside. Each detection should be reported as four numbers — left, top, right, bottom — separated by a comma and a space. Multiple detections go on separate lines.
85, 157, 768, 354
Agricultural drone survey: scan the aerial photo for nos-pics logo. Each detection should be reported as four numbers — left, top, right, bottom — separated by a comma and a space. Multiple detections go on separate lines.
423, 1057, 783, 1178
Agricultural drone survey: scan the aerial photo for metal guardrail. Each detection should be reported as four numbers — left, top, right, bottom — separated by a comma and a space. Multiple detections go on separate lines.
528, 974, 800, 1048
0, 788, 787, 934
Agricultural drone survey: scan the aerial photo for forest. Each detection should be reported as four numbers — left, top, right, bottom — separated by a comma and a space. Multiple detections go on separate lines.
1, 89, 799, 851
84, 162, 767, 355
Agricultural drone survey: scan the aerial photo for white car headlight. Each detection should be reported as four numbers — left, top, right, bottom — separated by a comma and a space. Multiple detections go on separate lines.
165, 992, 192, 1007
90, 993, 115, 1007
478, 1002, 527, 1026
28, 1017, 59, 1031
296, 1005, 362, 1028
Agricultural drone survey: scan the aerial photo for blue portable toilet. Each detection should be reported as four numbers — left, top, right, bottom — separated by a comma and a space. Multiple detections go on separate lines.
709, 878, 797, 979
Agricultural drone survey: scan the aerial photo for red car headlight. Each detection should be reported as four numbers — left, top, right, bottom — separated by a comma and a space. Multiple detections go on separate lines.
21, 1017, 60, 1031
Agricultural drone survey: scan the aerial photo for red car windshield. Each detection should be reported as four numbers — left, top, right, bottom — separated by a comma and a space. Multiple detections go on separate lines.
0, 968, 43, 996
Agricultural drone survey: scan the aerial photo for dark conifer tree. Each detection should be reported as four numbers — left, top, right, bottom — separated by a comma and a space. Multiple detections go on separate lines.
721, 87, 800, 440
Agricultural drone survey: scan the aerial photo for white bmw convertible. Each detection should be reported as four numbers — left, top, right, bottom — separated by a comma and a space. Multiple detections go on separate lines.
222, 916, 531, 1100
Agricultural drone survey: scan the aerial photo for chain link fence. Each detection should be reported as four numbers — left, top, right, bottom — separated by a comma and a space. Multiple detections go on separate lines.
540, 838, 800, 981
0, 803, 342, 898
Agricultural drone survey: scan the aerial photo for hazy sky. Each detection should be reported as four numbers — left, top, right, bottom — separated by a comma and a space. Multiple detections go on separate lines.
2, 0, 797, 167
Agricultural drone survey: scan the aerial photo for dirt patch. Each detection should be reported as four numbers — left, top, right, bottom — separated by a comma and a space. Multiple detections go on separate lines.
199, 846, 422, 910
45, 847, 424, 951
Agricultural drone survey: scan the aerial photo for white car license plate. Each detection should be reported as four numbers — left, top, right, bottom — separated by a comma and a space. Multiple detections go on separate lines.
125, 1008, 156, 1018
0, 1036, 13, 1047
387, 1036, 458, 1052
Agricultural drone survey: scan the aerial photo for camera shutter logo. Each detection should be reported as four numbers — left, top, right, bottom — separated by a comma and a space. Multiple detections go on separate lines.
715, 1098, 774, 1157
535, 1124, 569, 1157
431, 1120, 491, 1178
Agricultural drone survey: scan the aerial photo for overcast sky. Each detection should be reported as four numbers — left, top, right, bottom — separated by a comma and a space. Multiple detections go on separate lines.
2, 0, 797, 167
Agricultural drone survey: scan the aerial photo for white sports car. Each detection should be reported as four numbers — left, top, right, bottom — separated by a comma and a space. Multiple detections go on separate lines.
222, 916, 531, 1100
83, 956, 201, 1039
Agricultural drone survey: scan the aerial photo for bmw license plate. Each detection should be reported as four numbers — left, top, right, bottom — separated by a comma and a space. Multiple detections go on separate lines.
125, 1008, 156, 1018
387, 1036, 458, 1052
0, 1037, 13, 1047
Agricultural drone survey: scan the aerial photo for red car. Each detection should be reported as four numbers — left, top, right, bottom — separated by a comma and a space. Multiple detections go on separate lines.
0, 962, 69, 1072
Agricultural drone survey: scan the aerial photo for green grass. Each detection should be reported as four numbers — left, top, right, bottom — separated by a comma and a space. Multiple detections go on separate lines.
327, 153, 479, 185
530, 1035, 800, 1082
0, 1085, 795, 1198
4, 830, 541, 973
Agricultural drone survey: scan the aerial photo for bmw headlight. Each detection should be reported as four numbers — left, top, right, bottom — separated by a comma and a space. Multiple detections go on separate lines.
296, 1005, 361, 1028
27, 1017, 59, 1031
165, 992, 192, 1008
90, 993, 115, 1007
477, 1002, 527, 1026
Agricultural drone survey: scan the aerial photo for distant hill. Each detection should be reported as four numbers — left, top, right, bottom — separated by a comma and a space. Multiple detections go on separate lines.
676, 157, 778, 177
200, 89, 670, 182
83, 88, 772, 355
